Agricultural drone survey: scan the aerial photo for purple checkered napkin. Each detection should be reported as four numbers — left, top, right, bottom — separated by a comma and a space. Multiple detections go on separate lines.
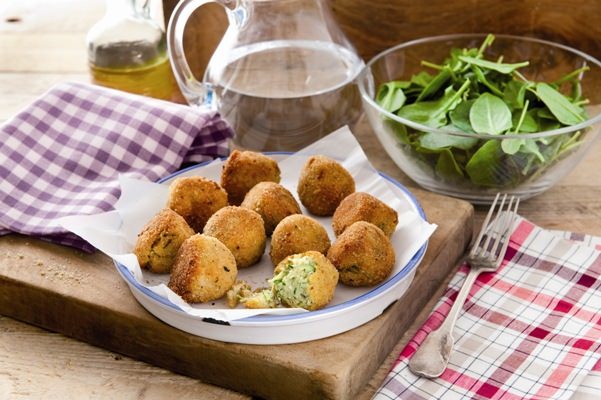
0, 81, 233, 252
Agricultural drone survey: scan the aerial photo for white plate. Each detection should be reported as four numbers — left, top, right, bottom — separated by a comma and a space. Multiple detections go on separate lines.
113, 154, 428, 344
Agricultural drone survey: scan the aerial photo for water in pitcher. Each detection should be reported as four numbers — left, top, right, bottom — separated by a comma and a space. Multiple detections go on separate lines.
211, 40, 364, 151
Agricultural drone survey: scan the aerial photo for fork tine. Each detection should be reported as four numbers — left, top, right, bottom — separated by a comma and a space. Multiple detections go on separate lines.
480, 194, 509, 255
469, 193, 503, 257
488, 196, 515, 257
494, 197, 520, 265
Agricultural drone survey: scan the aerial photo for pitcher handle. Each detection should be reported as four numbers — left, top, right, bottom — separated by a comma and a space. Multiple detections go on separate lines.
167, 0, 236, 107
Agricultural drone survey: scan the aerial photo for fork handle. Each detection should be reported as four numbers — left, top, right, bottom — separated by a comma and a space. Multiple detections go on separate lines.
408, 267, 481, 378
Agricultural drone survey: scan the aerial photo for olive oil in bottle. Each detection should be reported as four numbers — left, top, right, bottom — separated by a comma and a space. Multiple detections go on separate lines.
86, 0, 179, 101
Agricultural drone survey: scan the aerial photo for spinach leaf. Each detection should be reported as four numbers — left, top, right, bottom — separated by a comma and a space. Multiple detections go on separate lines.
536, 83, 586, 125
411, 71, 434, 87
458, 55, 529, 74
522, 139, 545, 162
471, 65, 503, 97
449, 100, 475, 133
384, 119, 410, 144
501, 137, 524, 155
514, 110, 542, 133
416, 68, 451, 101
469, 93, 512, 134
500, 137, 543, 162
376, 81, 407, 113
436, 149, 464, 180
419, 129, 478, 150
397, 81, 470, 128
512, 110, 538, 132
503, 80, 530, 109
465, 140, 506, 186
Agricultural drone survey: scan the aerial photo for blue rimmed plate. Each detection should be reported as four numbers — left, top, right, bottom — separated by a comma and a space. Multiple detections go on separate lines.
113, 154, 428, 344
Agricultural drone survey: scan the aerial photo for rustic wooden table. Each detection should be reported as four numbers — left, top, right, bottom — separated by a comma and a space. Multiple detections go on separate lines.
1, 2, 600, 399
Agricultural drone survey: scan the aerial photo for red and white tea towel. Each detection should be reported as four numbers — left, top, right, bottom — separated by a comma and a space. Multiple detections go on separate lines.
375, 216, 601, 400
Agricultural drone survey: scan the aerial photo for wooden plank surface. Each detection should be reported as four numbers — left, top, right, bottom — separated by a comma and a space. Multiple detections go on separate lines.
0, 315, 248, 400
0, 169, 473, 399
0, 1, 252, 398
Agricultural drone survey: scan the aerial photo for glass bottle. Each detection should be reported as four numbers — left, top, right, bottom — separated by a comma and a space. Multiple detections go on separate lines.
86, 0, 179, 101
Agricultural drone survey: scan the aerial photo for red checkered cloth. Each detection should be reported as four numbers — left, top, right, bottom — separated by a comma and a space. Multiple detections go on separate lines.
375, 216, 601, 400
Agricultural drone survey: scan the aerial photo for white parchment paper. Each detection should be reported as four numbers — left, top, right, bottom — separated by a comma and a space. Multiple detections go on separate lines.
59, 126, 437, 322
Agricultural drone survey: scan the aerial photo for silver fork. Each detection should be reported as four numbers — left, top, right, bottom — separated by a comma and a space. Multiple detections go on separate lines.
408, 193, 520, 378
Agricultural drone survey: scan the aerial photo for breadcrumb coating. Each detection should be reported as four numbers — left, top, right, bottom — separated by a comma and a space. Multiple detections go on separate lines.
270, 214, 330, 266
332, 192, 398, 237
204, 206, 266, 268
168, 234, 237, 303
133, 208, 195, 274
327, 221, 395, 286
241, 181, 301, 235
221, 150, 281, 205
297, 155, 355, 216
167, 176, 228, 232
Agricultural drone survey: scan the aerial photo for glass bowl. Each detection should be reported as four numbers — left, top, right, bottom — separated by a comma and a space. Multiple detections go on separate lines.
358, 34, 601, 204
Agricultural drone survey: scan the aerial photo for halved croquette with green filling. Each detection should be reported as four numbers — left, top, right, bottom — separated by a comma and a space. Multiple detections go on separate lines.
271, 251, 338, 310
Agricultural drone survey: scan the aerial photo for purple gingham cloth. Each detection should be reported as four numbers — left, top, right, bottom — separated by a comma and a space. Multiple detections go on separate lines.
0, 81, 233, 251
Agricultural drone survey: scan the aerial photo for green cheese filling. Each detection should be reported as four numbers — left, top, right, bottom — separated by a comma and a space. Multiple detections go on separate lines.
271, 255, 316, 309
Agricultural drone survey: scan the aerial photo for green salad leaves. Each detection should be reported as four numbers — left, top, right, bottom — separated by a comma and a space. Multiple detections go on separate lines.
376, 34, 589, 188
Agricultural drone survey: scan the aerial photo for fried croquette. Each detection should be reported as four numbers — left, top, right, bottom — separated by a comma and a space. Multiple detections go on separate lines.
133, 208, 195, 273
297, 155, 355, 216
240, 182, 301, 235
269, 214, 331, 266
220, 150, 281, 205
332, 192, 398, 237
327, 221, 395, 287
271, 251, 339, 310
167, 176, 228, 232
203, 206, 266, 268
168, 234, 237, 303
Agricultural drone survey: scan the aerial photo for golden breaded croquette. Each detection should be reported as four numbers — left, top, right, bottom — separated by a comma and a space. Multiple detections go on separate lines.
271, 251, 339, 310
297, 155, 355, 216
167, 176, 228, 232
332, 192, 398, 237
220, 150, 281, 205
203, 206, 266, 268
240, 181, 301, 235
327, 221, 395, 287
133, 208, 194, 274
168, 234, 237, 303
269, 214, 330, 266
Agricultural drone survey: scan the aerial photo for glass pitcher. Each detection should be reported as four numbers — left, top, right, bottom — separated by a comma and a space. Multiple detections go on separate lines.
167, 0, 364, 151
87, 0, 180, 101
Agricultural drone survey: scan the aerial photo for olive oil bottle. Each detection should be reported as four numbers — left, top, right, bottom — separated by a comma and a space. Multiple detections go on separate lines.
86, 0, 179, 101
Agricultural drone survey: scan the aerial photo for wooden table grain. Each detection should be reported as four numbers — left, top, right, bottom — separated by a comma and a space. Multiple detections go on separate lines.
0, 2, 247, 399
1, 1, 600, 399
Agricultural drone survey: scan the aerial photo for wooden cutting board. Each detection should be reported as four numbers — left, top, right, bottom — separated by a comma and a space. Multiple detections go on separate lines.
0, 185, 472, 400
